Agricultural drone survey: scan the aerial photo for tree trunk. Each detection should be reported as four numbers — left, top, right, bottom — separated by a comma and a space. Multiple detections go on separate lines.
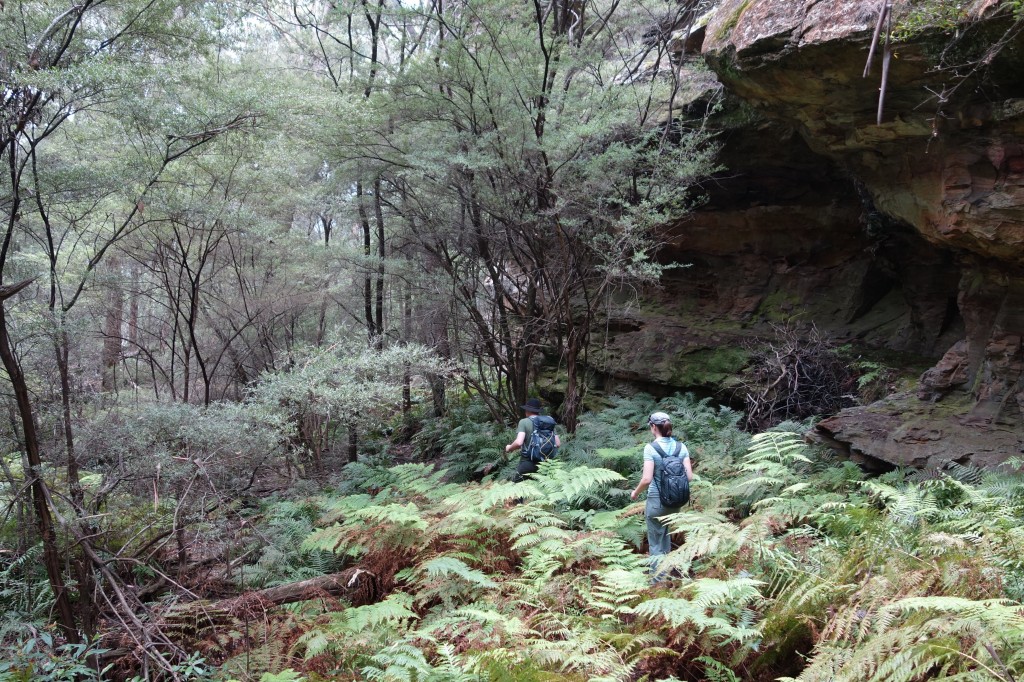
402, 277, 412, 419
374, 177, 385, 352
231, 568, 377, 608
54, 324, 99, 636
562, 326, 586, 433
357, 181, 375, 343
0, 295, 79, 643
101, 258, 124, 391
425, 252, 450, 419
348, 424, 358, 463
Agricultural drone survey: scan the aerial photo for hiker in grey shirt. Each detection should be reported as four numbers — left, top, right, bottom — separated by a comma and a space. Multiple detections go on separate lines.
631, 412, 693, 576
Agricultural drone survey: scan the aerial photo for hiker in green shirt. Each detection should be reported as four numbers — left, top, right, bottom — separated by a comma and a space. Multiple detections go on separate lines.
504, 398, 560, 481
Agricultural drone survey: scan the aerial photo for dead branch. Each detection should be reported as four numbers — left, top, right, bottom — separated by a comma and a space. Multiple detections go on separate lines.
738, 324, 857, 431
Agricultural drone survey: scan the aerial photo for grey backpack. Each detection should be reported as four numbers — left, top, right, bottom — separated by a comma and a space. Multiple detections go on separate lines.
652, 440, 690, 507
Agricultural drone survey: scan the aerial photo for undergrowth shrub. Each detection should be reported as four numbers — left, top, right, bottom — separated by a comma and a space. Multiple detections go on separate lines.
414, 400, 510, 482
213, 399, 1024, 682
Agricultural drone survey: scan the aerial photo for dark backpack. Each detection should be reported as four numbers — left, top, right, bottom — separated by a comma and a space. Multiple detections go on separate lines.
524, 415, 558, 463
652, 440, 690, 507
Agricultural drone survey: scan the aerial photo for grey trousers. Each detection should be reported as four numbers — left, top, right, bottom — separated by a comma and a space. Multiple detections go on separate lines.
646, 494, 679, 578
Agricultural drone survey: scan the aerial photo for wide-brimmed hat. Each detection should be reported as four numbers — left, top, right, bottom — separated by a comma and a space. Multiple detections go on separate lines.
521, 398, 544, 413
648, 411, 672, 425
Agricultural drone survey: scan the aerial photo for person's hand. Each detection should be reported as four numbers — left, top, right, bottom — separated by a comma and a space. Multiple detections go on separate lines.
630, 489, 638, 500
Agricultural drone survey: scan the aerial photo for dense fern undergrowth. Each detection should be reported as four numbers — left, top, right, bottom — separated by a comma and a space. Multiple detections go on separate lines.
5, 395, 1024, 682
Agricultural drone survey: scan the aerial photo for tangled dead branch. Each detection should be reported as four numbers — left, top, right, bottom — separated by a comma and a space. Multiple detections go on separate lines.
739, 324, 857, 430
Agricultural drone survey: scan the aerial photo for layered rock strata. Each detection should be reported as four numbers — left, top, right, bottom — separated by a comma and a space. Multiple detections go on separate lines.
599, 0, 1024, 467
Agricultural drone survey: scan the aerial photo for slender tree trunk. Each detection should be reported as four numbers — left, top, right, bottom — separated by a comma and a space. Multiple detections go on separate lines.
181, 341, 191, 403
101, 258, 124, 391
402, 278, 412, 419
129, 264, 139, 349
187, 282, 211, 406
357, 181, 375, 343
0, 297, 79, 642
423, 247, 450, 419
374, 177, 385, 351
348, 424, 358, 463
561, 325, 586, 433
53, 322, 98, 637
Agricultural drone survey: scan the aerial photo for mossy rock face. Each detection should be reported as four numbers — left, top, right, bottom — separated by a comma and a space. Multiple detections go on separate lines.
669, 347, 750, 387
755, 290, 801, 322
588, 317, 756, 395
534, 364, 615, 415
714, 0, 752, 41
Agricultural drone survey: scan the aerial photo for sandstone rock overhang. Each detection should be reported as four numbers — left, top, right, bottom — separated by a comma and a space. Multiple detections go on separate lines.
688, 0, 1024, 468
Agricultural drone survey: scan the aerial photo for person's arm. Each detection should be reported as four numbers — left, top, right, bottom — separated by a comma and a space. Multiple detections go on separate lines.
630, 460, 655, 500
555, 434, 561, 447
504, 431, 526, 454
684, 456, 694, 481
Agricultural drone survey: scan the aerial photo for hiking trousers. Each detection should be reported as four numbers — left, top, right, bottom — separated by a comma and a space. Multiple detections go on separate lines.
513, 457, 538, 482
646, 494, 679, 576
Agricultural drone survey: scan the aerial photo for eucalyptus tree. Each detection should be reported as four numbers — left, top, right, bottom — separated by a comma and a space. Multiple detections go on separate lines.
256, 0, 431, 349
377, 0, 718, 428
257, 0, 715, 429
113, 90, 331, 404
0, 0, 267, 655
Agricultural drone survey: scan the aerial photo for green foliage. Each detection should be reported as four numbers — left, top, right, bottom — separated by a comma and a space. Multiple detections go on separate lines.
243, 499, 343, 589
0, 544, 51, 637
0, 634, 111, 682
415, 401, 511, 482
166, 393, 1024, 682
696, 656, 742, 682
257, 671, 306, 682
252, 341, 455, 469
893, 0, 971, 40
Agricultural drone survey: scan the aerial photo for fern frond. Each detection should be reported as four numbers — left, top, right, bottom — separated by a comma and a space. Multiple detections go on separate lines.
340, 592, 420, 633
634, 577, 763, 643
521, 462, 626, 507
744, 432, 812, 466
414, 556, 497, 589
588, 567, 648, 616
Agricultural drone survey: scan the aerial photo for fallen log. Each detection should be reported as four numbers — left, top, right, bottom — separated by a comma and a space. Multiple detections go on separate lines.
232, 567, 379, 609
101, 568, 382, 674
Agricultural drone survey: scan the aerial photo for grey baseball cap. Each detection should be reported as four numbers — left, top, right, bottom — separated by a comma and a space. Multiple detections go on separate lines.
648, 412, 672, 425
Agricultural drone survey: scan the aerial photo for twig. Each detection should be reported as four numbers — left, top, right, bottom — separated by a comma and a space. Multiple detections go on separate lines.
877, 2, 893, 125
863, 0, 888, 77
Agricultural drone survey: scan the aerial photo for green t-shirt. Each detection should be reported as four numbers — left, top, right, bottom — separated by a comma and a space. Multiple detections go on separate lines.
516, 417, 534, 455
